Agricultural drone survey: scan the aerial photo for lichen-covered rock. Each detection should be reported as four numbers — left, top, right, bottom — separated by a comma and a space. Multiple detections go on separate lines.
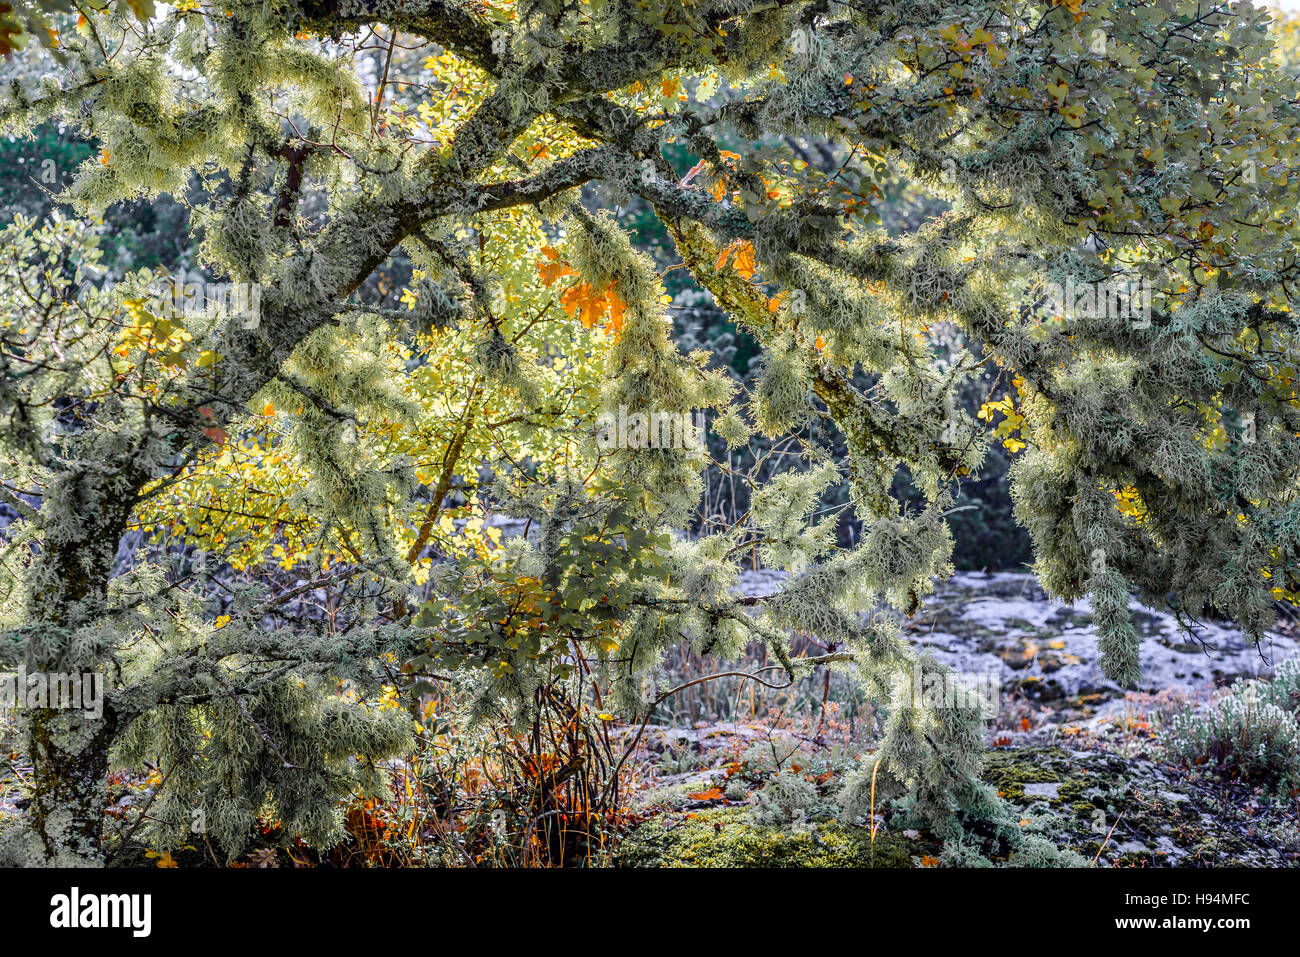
736, 569, 1300, 711
912, 572, 1299, 706
983, 746, 1299, 867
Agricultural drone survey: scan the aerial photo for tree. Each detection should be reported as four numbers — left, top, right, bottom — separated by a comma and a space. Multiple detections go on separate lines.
2, 0, 1300, 865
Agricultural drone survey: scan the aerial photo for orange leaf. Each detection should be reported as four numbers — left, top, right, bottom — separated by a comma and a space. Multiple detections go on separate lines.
538, 246, 576, 287
715, 239, 757, 280
605, 286, 626, 335
561, 282, 610, 329
731, 241, 757, 280
687, 787, 725, 801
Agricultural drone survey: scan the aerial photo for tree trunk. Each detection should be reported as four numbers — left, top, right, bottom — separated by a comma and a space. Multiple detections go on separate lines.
20, 467, 130, 864
26, 707, 118, 865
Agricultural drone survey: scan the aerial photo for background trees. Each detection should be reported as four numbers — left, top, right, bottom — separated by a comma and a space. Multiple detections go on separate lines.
2, 0, 1299, 866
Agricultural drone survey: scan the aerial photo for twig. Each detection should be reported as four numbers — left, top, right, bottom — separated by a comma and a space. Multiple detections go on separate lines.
600, 666, 792, 806
1092, 814, 1124, 864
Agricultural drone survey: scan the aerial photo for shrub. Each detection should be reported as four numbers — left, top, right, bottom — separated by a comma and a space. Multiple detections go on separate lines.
1254, 657, 1300, 715
1163, 675, 1300, 790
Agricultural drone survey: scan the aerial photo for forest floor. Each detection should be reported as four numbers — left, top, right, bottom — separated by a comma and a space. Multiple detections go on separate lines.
616, 571, 1300, 867
3, 571, 1297, 866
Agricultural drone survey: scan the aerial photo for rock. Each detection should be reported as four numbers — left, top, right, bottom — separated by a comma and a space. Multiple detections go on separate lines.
736, 568, 1300, 708
921, 572, 1299, 704
984, 746, 1297, 866
1023, 782, 1061, 800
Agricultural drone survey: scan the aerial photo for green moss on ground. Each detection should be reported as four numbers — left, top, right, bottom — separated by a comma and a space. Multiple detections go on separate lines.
618, 745, 1299, 867
618, 806, 933, 868
984, 745, 1298, 866
984, 746, 1093, 804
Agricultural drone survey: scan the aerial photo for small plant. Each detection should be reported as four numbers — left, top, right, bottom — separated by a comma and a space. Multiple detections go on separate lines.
749, 770, 826, 829
1162, 675, 1300, 791
1253, 657, 1300, 715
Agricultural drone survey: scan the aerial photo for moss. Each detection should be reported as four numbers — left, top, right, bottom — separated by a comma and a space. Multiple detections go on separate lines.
617, 806, 932, 868
617, 744, 1297, 867
1130, 611, 1168, 638
1047, 608, 1091, 627
980, 745, 1300, 866
983, 746, 1092, 804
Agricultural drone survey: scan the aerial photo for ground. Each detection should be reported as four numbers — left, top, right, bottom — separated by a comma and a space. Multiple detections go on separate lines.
614, 573, 1300, 867
3, 571, 1297, 867
616, 736, 1299, 868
